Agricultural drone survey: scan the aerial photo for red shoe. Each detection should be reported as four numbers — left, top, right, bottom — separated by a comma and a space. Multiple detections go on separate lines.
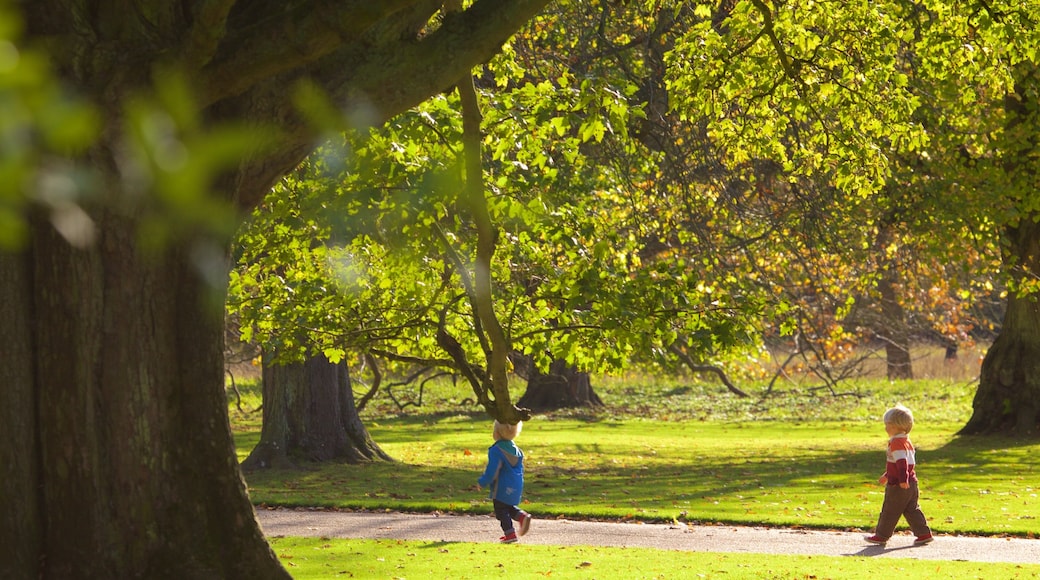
914, 534, 934, 546
500, 532, 518, 544
864, 535, 887, 545
518, 513, 532, 537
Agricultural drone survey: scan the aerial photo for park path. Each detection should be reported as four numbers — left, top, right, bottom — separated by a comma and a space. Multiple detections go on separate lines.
256, 508, 1040, 565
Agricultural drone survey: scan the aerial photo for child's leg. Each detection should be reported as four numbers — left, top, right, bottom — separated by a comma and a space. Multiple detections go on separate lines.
510, 505, 532, 536
873, 486, 911, 539
901, 481, 931, 537
506, 504, 525, 522
493, 500, 516, 534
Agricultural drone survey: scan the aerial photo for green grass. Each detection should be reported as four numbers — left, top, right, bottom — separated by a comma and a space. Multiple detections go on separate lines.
234, 374, 1039, 537
269, 537, 1040, 579
229, 366, 1040, 578
242, 416, 1040, 537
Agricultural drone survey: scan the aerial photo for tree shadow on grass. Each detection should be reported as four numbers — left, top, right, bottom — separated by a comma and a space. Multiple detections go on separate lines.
931, 433, 1040, 454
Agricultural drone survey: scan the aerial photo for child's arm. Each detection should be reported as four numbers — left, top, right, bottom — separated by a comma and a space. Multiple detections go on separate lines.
477, 447, 501, 488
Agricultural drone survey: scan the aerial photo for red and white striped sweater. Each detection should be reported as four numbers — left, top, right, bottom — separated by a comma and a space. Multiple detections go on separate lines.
884, 433, 918, 485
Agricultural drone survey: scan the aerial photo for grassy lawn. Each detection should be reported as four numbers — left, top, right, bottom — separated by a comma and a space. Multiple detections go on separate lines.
229, 356, 1040, 577
243, 416, 1039, 536
235, 374, 1039, 537
268, 537, 1040, 579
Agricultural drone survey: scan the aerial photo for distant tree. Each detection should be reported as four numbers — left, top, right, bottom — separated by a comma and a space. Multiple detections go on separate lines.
241, 352, 390, 470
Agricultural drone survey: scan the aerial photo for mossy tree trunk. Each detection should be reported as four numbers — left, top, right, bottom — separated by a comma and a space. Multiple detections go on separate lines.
962, 219, 1040, 435
242, 353, 391, 470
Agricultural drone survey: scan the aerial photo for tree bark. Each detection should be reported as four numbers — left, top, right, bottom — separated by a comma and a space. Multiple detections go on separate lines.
0, 250, 39, 579
962, 219, 1040, 435
242, 353, 391, 470
518, 359, 604, 411
2, 212, 287, 579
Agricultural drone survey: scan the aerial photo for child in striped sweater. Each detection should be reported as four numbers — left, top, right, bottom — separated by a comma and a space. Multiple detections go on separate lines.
865, 404, 933, 546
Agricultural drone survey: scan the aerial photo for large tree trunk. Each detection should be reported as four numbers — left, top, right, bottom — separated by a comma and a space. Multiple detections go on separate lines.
962, 220, 1040, 436
242, 353, 391, 470
518, 359, 604, 411
1, 213, 288, 579
6, 2, 551, 576
962, 65, 1040, 436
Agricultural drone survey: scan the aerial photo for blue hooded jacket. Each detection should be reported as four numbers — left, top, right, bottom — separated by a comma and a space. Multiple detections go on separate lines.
477, 439, 524, 505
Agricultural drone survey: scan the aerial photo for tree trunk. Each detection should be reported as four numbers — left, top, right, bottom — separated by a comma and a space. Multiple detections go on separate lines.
518, 359, 604, 411
7, 3, 550, 576
962, 65, 1040, 436
878, 268, 913, 380
1, 213, 288, 579
961, 222, 1040, 436
0, 250, 40, 579
242, 353, 391, 470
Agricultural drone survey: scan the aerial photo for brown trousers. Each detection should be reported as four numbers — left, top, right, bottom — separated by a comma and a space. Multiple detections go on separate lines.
874, 480, 931, 539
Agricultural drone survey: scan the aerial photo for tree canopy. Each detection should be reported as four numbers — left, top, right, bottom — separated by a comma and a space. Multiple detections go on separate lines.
232, 0, 1021, 406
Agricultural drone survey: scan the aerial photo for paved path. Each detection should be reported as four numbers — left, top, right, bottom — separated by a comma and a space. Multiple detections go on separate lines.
256, 508, 1040, 564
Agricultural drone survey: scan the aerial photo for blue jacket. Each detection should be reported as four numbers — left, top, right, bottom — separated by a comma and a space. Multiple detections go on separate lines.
478, 440, 524, 505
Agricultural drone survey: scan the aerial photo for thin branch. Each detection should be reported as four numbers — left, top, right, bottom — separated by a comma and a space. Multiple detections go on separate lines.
668, 343, 749, 398
748, 0, 805, 90
368, 348, 454, 369
354, 351, 382, 412
435, 296, 496, 414
433, 227, 492, 357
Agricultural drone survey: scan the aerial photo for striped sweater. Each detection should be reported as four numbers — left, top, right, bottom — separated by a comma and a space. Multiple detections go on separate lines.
884, 433, 918, 485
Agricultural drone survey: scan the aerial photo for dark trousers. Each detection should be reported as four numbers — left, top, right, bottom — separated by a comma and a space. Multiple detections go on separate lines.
874, 480, 931, 539
493, 499, 524, 534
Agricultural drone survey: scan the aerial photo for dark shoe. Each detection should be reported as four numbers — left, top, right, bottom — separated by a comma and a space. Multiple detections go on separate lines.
914, 534, 934, 546
500, 532, 518, 544
864, 535, 888, 545
518, 513, 532, 537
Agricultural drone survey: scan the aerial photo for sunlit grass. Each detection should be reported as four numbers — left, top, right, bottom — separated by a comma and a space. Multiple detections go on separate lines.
230, 347, 1040, 538
269, 537, 1040, 579
238, 410, 1040, 537
232, 348, 1040, 578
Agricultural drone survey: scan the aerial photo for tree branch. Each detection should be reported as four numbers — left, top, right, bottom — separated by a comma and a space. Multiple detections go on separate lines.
748, 0, 808, 93
319, 0, 552, 123
668, 343, 749, 398
183, 0, 238, 68
198, 0, 420, 105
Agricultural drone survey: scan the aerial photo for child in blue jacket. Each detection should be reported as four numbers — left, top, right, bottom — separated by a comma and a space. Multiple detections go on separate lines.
477, 420, 532, 543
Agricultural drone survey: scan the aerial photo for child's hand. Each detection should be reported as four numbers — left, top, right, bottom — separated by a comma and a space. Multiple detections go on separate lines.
898, 482, 909, 489
878, 475, 888, 485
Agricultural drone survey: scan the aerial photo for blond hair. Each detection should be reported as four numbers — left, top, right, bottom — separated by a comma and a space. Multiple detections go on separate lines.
494, 420, 522, 441
883, 404, 914, 433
